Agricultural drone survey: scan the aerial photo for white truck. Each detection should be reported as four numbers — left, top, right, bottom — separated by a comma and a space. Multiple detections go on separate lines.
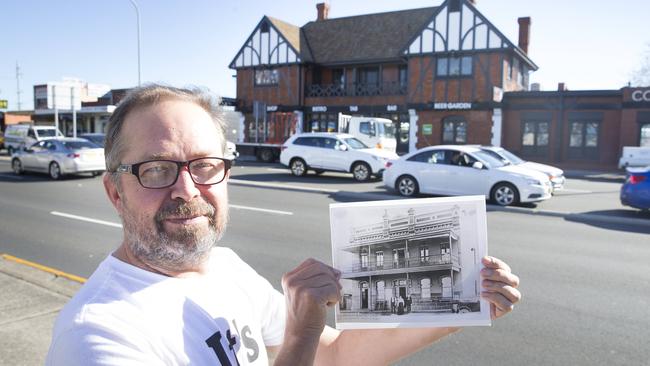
4, 124, 64, 156
618, 146, 650, 169
225, 110, 397, 162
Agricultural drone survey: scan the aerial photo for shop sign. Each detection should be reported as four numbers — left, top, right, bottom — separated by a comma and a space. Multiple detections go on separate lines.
266, 105, 278, 112
349, 105, 358, 112
433, 102, 472, 110
422, 124, 433, 135
387, 104, 398, 111
631, 89, 650, 102
312, 106, 327, 112
0, 100, 7, 109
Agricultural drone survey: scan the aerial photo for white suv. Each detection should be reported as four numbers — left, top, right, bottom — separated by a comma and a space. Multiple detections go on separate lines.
280, 133, 398, 181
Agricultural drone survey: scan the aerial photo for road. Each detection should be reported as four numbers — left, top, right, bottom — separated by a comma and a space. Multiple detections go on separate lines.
0, 158, 649, 365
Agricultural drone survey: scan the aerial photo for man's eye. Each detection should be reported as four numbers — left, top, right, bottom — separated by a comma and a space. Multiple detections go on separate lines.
143, 165, 169, 175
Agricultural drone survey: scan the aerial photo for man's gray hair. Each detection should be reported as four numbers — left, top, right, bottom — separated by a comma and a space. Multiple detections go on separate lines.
105, 84, 227, 177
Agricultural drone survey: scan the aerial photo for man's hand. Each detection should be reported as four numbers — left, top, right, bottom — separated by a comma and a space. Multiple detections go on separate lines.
281, 258, 341, 338
480, 256, 521, 320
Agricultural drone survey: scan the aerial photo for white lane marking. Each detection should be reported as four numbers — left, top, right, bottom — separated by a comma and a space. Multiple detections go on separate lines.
266, 168, 287, 172
229, 178, 339, 193
51, 202, 292, 229
50, 211, 123, 228
230, 204, 293, 216
557, 188, 593, 193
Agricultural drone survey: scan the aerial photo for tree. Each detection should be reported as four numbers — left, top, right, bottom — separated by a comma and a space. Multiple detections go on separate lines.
631, 43, 650, 86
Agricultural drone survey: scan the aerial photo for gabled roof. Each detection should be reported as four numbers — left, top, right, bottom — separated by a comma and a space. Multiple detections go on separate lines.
301, 7, 437, 65
267, 16, 302, 54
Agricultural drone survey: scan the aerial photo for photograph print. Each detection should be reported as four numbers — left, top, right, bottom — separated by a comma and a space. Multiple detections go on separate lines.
330, 196, 491, 329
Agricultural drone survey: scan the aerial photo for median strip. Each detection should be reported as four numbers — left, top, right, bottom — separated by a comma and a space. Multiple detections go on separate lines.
1, 253, 87, 284
229, 178, 339, 193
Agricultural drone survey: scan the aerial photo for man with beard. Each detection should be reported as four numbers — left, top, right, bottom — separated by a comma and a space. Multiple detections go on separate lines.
46, 85, 521, 365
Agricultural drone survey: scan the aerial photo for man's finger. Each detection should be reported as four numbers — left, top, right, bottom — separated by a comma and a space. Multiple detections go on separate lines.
482, 280, 521, 304
481, 291, 515, 314
481, 268, 520, 288
481, 256, 511, 272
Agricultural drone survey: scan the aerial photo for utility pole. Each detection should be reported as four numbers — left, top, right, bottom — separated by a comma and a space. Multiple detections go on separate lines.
15, 61, 23, 111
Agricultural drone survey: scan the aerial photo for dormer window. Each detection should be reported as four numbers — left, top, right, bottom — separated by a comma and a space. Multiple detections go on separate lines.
437, 56, 472, 77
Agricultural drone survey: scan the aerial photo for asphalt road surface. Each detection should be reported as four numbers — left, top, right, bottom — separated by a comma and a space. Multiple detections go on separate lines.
0, 158, 648, 365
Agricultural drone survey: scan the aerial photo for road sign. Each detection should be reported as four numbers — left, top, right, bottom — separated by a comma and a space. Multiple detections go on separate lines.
0, 100, 7, 109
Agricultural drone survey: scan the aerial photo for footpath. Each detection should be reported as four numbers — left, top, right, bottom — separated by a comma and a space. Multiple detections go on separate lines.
0, 254, 83, 366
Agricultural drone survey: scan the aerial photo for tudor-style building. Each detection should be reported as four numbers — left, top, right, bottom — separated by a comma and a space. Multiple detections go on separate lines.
229, 0, 650, 169
337, 206, 479, 315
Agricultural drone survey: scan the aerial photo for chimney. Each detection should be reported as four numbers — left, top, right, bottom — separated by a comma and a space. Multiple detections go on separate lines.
517, 17, 531, 54
316, 2, 329, 21
557, 82, 567, 91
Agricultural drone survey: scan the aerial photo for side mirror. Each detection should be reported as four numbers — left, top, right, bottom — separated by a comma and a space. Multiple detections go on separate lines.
472, 161, 484, 170
338, 144, 348, 151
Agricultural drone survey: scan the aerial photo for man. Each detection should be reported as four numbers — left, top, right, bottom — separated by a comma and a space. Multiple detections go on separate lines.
46, 85, 521, 365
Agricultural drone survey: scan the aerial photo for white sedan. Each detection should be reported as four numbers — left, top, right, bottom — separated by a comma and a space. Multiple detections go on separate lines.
383, 145, 553, 206
480, 146, 565, 191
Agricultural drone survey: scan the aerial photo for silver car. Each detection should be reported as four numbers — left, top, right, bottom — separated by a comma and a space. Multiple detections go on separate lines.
11, 138, 106, 180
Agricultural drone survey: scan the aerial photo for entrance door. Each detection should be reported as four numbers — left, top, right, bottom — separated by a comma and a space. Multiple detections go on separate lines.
361, 282, 369, 309
442, 277, 452, 298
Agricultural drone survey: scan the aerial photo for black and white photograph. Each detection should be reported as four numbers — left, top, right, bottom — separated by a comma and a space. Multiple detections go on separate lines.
330, 196, 491, 329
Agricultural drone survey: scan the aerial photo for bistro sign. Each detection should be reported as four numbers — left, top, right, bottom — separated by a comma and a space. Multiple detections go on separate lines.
433, 102, 472, 110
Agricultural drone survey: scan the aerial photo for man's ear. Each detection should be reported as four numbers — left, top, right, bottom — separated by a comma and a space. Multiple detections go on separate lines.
103, 173, 124, 215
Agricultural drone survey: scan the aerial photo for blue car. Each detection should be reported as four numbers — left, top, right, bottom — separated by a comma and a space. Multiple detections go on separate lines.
620, 166, 650, 210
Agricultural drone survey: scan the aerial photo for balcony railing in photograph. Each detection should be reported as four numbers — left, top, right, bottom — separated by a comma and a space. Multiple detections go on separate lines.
306, 81, 407, 98
346, 254, 459, 274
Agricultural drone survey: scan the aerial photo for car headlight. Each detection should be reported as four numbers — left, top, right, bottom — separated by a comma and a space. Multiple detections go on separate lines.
526, 178, 543, 186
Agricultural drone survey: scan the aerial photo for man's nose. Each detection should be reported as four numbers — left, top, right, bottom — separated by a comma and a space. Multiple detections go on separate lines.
170, 166, 200, 201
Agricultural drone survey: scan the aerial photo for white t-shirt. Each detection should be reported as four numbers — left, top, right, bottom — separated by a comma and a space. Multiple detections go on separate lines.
46, 247, 286, 365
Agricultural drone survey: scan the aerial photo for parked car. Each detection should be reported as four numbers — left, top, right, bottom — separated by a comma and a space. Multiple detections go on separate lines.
479, 146, 565, 191
4, 124, 64, 156
78, 133, 106, 147
11, 138, 106, 180
618, 146, 650, 169
280, 132, 398, 181
226, 141, 239, 160
620, 166, 650, 210
383, 145, 553, 206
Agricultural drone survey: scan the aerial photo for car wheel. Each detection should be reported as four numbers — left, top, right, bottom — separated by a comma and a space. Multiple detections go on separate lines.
7, 146, 14, 156
352, 162, 371, 182
257, 148, 275, 163
396, 175, 419, 197
491, 182, 519, 206
12, 159, 23, 175
91, 171, 103, 177
49, 162, 62, 180
290, 158, 307, 177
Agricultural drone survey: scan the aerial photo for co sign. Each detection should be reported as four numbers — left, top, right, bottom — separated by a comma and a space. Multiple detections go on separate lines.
632, 89, 650, 102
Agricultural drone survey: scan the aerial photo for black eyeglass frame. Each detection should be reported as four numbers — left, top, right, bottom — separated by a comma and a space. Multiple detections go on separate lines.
114, 156, 233, 189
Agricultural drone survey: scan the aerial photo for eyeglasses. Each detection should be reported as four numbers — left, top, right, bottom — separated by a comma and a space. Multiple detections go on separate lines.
115, 157, 232, 189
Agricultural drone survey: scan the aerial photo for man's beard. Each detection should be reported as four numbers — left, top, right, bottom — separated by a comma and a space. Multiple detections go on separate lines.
121, 196, 228, 272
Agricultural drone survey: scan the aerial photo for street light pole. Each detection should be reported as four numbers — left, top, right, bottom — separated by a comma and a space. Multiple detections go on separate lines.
128, 0, 142, 86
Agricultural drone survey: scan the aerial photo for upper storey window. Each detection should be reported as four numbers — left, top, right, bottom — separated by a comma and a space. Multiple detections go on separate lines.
255, 68, 279, 86
437, 56, 472, 77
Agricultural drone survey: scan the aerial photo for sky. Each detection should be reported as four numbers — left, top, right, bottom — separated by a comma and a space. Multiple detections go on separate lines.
1, 0, 649, 111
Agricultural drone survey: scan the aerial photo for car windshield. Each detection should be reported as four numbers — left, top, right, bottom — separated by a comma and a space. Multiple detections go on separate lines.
83, 135, 105, 146
497, 149, 526, 165
342, 137, 369, 149
377, 122, 395, 138
37, 129, 57, 137
472, 150, 506, 168
62, 140, 100, 150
